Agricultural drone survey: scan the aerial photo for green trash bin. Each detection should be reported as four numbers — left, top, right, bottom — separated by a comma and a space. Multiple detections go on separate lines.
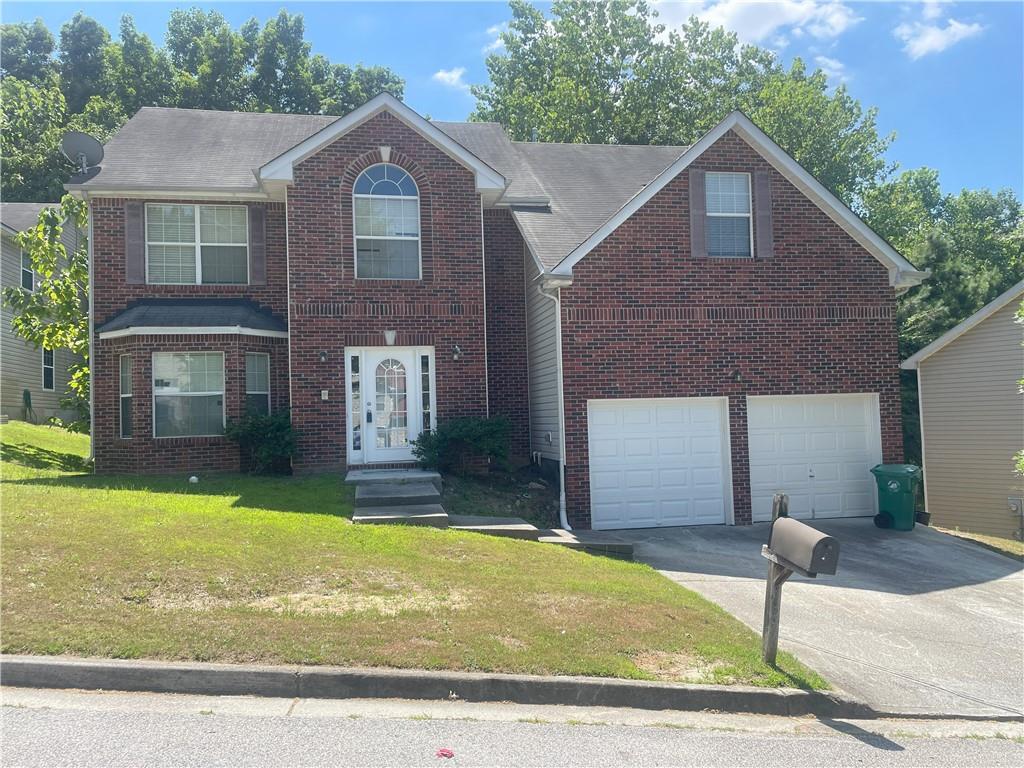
870, 464, 922, 531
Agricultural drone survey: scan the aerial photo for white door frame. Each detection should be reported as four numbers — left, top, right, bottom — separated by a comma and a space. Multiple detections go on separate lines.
344, 346, 436, 465
586, 396, 735, 529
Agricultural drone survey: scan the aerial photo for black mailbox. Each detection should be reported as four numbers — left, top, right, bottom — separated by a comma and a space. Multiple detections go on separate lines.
766, 517, 839, 577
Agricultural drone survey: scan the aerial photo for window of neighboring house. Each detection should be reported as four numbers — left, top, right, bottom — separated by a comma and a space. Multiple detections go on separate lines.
152, 352, 225, 437
119, 354, 133, 438
705, 172, 753, 258
353, 163, 421, 279
146, 204, 248, 284
245, 352, 270, 415
41, 347, 54, 390
20, 251, 34, 291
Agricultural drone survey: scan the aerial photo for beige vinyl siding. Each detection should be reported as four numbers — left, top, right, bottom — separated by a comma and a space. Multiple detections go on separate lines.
524, 249, 561, 462
919, 300, 1024, 539
1, 230, 78, 422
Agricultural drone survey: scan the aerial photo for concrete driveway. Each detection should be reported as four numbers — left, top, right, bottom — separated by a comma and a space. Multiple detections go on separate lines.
589, 520, 1024, 718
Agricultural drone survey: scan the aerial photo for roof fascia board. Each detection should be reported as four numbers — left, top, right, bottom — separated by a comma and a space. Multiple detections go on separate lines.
67, 187, 273, 201
551, 111, 926, 290
901, 280, 1024, 369
259, 93, 506, 193
98, 326, 289, 340
1, 223, 20, 237
507, 210, 551, 277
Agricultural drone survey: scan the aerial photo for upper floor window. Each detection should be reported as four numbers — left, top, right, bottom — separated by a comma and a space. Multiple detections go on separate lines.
20, 251, 34, 291
705, 172, 752, 258
146, 204, 248, 284
353, 163, 420, 280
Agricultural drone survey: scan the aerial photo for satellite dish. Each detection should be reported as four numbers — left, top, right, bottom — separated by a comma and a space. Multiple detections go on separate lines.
60, 131, 104, 174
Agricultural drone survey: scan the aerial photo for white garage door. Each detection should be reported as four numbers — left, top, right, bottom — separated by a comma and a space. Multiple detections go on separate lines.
588, 398, 730, 530
747, 394, 882, 522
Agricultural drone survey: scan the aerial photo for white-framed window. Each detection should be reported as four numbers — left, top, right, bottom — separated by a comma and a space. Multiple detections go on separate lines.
20, 251, 34, 291
146, 204, 249, 284
41, 347, 54, 390
353, 163, 421, 280
152, 352, 225, 438
119, 354, 133, 439
245, 352, 271, 415
705, 172, 753, 258
419, 352, 432, 433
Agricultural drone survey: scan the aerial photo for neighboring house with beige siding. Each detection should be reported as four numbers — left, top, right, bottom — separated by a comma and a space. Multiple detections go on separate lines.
903, 280, 1024, 540
1, 203, 78, 423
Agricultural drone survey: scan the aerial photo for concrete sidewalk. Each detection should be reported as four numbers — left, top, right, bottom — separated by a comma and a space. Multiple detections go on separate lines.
605, 519, 1024, 719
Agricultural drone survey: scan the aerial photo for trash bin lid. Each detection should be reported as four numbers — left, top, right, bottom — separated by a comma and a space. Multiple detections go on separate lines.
870, 463, 922, 476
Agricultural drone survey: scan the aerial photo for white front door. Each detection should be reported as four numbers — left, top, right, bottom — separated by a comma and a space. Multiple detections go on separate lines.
747, 394, 882, 522
587, 398, 732, 530
346, 347, 435, 465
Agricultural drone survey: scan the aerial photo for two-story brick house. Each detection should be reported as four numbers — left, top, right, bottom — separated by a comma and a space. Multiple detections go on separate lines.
70, 94, 925, 530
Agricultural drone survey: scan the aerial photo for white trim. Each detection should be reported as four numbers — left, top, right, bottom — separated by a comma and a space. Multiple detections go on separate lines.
145, 203, 249, 285
550, 111, 927, 290
901, 279, 1024, 369
917, 372, 930, 516
480, 196, 489, 417
68, 187, 272, 201
119, 353, 133, 439
99, 326, 288, 340
352, 163, 422, 281
259, 93, 506, 193
41, 347, 55, 391
705, 171, 754, 259
151, 351, 226, 439
244, 351, 272, 415
536, 282, 571, 531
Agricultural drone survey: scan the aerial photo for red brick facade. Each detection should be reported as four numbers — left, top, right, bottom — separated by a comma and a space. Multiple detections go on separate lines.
484, 208, 530, 461
285, 112, 487, 470
558, 131, 903, 527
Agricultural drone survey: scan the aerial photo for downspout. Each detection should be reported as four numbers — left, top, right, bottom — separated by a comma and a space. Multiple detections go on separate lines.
536, 278, 571, 531
480, 198, 489, 416
86, 199, 95, 462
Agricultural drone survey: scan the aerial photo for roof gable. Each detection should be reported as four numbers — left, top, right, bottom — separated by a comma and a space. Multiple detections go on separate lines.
901, 280, 1024, 369
549, 111, 927, 291
258, 94, 505, 195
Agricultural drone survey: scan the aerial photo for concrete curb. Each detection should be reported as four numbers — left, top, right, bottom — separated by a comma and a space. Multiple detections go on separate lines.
0, 655, 874, 718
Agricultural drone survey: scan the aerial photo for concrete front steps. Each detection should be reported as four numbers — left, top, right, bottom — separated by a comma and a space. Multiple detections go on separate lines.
345, 469, 632, 558
347, 469, 448, 528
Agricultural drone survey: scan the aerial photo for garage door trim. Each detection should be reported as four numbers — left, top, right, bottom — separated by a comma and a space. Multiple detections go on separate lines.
587, 396, 734, 529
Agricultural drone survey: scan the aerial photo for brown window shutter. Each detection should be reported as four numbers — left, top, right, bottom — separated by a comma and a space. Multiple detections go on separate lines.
124, 201, 145, 284
248, 205, 266, 285
689, 168, 707, 258
754, 171, 774, 259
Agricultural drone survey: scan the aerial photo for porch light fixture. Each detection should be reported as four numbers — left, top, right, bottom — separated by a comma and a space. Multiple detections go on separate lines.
384, 330, 397, 346
452, 344, 463, 361
732, 368, 743, 383
319, 351, 328, 363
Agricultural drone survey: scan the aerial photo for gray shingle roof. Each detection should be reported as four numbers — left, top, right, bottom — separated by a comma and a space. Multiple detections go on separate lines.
97, 299, 286, 334
73, 106, 690, 269
1, 202, 57, 234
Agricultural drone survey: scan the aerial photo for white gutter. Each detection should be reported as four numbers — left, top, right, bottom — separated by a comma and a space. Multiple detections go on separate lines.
535, 278, 572, 531
98, 326, 289, 340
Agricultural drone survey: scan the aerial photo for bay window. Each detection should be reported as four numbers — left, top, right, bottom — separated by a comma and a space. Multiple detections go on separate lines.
153, 352, 225, 437
245, 352, 271, 415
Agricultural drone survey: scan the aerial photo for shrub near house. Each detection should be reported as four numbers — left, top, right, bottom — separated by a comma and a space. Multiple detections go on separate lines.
74, 94, 925, 529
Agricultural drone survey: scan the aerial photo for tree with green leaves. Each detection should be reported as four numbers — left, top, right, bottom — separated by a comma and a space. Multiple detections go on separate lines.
58, 12, 110, 113
0, 18, 57, 84
473, 0, 890, 204
1, 196, 91, 433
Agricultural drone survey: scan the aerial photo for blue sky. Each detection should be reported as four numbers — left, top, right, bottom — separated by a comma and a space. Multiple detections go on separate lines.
4, 1, 1021, 196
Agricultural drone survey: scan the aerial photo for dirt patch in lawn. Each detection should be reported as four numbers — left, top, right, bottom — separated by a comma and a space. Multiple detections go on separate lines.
632, 650, 734, 684
248, 586, 468, 617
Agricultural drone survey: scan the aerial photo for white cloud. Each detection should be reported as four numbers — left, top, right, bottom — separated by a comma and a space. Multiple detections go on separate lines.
894, 17, 984, 59
653, 1, 862, 45
483, 23, 507, 53
814, 54, 849, 84
432, 67, 470, 92
922, 0, 945, 22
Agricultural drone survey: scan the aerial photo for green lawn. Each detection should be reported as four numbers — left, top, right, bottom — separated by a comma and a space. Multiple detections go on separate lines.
935, 527, 1024, 561
0, 421, 825, 689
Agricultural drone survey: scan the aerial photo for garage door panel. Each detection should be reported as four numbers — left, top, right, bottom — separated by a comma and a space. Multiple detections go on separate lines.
589, 398, 729, 530
748, 394, 881, 522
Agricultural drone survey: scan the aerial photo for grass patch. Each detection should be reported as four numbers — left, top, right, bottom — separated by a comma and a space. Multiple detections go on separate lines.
1, 421, 825, 689
935, 527, 1024, 561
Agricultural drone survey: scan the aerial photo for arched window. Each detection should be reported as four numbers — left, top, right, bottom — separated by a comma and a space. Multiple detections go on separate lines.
353, 163, 420, 279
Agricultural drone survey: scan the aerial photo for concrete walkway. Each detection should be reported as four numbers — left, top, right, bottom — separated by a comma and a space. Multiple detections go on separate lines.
590, 519, 1024, 719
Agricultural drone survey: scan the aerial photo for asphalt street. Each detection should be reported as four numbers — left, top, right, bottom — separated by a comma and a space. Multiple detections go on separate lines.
2, 688, 1022, 767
